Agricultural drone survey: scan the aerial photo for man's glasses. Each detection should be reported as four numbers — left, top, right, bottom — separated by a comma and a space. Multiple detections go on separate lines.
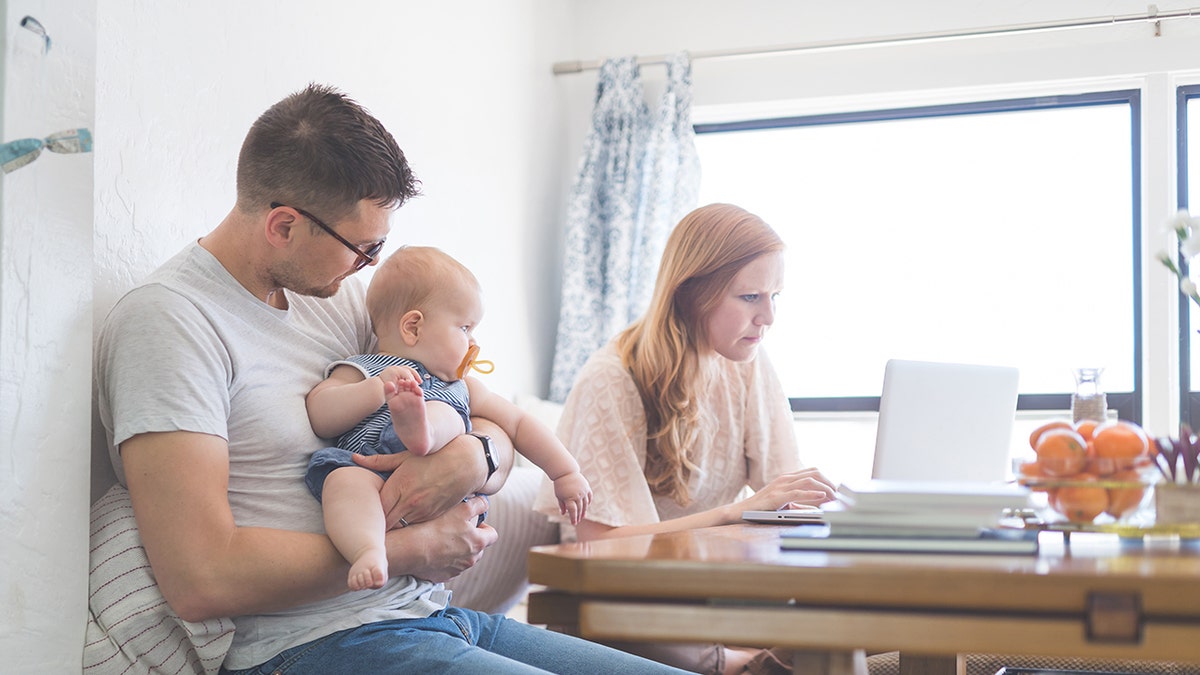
270, 202, 384, 271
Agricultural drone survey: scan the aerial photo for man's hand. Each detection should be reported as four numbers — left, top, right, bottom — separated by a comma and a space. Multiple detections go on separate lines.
354, 447, 478, 528
384, 495, 496, 583
353, 418, 513, 529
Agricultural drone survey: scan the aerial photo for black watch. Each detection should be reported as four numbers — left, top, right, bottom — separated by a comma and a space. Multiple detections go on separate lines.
470, 433, 497, 480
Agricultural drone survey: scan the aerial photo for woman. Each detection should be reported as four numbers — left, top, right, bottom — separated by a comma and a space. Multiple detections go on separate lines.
535, 203, 837, 675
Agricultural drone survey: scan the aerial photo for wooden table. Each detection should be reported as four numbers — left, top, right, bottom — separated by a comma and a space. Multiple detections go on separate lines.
527, 525, 1200, 675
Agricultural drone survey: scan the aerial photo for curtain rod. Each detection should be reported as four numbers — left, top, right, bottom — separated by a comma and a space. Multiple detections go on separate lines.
552, 6, 1200, 75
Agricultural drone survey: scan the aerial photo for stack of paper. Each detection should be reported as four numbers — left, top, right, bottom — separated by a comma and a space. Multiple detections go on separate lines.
780, 480, 1036, 555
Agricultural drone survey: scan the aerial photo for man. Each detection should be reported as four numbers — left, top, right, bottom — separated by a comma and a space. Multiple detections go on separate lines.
96, 83, 685, 674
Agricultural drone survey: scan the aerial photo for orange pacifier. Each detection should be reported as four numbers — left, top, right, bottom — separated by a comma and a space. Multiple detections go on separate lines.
455, 344, 495, 380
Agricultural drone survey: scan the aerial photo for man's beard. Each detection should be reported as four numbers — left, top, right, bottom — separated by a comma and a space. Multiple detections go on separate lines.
269, 260, 342, 299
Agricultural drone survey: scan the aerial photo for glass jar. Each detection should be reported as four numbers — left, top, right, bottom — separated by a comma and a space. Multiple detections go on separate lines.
1071, 367, 1107, 424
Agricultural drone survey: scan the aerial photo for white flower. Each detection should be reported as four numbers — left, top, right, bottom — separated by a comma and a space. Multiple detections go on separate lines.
1183, 232, 1200, 260
1162, 210, 1200, 311
1160, 250, 1182, 276
1168, 209, 1197, 237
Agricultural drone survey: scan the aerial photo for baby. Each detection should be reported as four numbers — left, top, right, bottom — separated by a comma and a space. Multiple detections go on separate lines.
305, 246, 591, 590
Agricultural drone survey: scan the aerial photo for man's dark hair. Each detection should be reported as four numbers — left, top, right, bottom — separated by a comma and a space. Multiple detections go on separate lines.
236, 83, 421, 219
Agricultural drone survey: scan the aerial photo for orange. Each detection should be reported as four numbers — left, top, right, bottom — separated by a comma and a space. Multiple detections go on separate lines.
1074, 420, 1100, 443
1087, 455, 1119, 476
1044, 486, 1060, 506
1035, 428, 1088, 477
1029, 421, 1072, 450
1053, 474, 1108, 523
1088, 453, 1151, 475
1016, 459, 1053, 492
1105, 469, 1147, 518
1092, 421, 1149, 469
1016, 459, 1042, 478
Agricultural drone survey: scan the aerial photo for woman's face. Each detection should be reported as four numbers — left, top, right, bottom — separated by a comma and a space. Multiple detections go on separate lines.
701, 252, 784, 362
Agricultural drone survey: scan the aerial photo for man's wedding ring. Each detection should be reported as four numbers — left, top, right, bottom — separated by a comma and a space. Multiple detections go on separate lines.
398, 516, 410, 528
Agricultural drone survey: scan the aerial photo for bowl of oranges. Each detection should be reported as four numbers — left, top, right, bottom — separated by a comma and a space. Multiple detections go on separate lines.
1016, 419, 1156, 526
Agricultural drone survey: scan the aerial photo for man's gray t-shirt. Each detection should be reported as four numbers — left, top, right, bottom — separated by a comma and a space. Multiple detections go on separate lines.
95, 242, 446, 669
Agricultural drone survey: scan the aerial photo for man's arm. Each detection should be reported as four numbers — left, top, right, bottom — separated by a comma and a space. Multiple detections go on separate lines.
123, 429, 498, 622
122, 431, 350, 621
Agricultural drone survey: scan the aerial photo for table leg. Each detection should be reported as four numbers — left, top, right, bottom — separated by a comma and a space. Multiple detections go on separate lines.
898, 652, 963, 675
791, 648, 867, 675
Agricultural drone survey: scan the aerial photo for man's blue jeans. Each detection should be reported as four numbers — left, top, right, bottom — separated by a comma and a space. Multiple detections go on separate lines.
220, 606, 690, 674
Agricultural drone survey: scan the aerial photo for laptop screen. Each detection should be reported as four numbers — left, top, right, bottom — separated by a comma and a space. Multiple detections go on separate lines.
871, 359, 1020, 483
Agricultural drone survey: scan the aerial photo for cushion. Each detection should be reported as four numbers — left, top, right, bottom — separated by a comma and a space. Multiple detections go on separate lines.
444, 464, 560, 614
83, 484, 233, 674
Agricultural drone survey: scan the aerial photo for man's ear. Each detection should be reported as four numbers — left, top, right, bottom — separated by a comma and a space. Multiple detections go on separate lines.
265, 206, 298, 250
400, 310, 424, 347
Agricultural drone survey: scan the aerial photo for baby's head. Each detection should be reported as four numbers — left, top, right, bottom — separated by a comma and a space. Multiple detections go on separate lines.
367, 246, 483, 381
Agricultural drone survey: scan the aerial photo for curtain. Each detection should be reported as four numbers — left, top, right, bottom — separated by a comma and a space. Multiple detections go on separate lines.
548, 52, 701, 402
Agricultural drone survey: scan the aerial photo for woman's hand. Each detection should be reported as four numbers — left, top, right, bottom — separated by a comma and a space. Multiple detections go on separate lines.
738, 467, 837, 513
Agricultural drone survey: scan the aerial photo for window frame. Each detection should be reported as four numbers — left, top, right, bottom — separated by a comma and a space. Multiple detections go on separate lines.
694, 89, 1144, 422
1176, 84, 1200, 427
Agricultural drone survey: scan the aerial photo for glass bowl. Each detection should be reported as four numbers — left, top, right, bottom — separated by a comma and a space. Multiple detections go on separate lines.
1015, 457, 1157, 528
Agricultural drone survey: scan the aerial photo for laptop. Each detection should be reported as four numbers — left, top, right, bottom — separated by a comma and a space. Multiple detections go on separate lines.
870, 359, 1020, 483
742, 505, 826, 524
743, 358, 1020, 524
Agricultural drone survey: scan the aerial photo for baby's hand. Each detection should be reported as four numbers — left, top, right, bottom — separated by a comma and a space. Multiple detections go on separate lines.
378, 365, 422, 397
553, 472, 592, 525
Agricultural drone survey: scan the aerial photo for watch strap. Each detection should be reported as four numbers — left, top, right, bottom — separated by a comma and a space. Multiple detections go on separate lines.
470, 433, 497, 480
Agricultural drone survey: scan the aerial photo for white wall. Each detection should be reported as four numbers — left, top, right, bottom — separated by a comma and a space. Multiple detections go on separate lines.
0, 1, 95, 672
8, 1, 1200, 670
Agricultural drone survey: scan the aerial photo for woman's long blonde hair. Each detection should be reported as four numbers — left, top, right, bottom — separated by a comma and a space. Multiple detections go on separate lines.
616, 203, 784, 505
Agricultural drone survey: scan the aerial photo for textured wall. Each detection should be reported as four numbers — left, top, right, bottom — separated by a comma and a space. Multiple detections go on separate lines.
0, 1, 96, 671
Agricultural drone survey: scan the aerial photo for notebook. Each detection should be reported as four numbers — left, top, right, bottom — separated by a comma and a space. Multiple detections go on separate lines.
779, 524, 1038, 555
820, 480, 1031, 537
870, 359, 1020, 483
837, 479, 1030, 510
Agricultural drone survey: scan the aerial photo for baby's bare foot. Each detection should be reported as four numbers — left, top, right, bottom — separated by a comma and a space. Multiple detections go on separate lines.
387, 379, 432, 454
348, 548, 388, 591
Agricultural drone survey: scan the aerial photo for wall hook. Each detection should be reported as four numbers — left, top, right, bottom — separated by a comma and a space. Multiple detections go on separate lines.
19, 15, 51, 52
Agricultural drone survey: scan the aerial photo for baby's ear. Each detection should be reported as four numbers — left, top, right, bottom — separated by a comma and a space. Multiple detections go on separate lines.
400, 310, 423, 346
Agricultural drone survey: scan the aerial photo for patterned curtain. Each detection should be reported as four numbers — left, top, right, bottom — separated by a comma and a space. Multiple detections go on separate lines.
548, 52, 701, 402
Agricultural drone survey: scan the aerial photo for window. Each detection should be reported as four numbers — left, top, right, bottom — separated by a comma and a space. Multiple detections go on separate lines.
695, 91, 1142, 424
1177, 84, 1200, 425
